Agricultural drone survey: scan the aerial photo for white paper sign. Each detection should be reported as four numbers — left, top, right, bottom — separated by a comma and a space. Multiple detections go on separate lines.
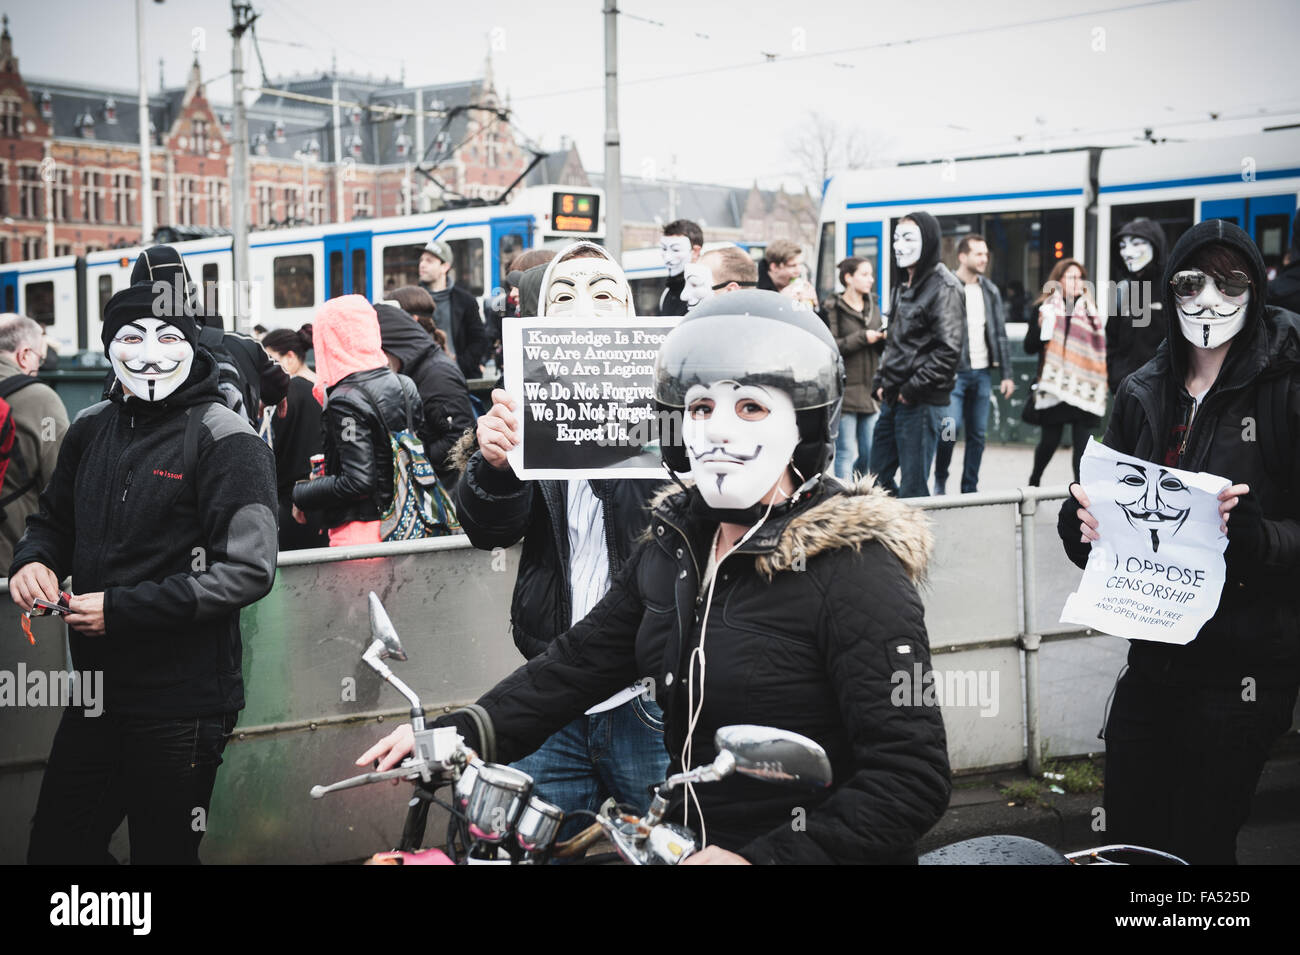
1059, 438, 1230, 645
502, 315, 680, 480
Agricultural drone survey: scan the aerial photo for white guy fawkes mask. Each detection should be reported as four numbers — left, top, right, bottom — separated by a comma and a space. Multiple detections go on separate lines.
684, 381, 800, 511
109, 318, 194, 402
1173, 272, 1250, 350
660, 235, 693, 277
681, 262, 714, 310
893, 221, 922, 269
545, 257, 633, 316
1119, 235, 1155, 275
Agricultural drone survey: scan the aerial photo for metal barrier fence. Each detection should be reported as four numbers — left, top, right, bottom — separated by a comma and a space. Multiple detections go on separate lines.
2, 486, 1295, 863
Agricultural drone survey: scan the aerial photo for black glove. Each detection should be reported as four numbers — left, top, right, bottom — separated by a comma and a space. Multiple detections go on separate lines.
1057, 485, 1092, 570
1224, 491, 1266, 577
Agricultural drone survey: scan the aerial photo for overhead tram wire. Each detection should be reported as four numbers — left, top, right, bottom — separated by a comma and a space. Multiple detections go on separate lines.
510, 0, 1197, 103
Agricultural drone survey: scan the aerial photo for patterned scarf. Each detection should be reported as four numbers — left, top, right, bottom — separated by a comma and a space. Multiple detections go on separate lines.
1034, 293, 1107, 417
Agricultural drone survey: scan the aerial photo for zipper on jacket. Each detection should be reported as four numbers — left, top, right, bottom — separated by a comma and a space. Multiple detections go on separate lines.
121, 467, 134, 501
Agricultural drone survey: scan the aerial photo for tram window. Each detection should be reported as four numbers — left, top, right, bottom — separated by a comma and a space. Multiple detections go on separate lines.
274, 254, 316, 309
382, 243, 423, 292
3, 285, 13, 312
1256, 213, 1290, 273
98, 275, 113, 320
815, 222, 836, 301
352, 248, 367, 296
936, 214, 979, 267
201, 263, 220, 317
328, 251, 343, 300
629, 277, 662, 317
448, 238, 485, 297
25, 281, 55, 325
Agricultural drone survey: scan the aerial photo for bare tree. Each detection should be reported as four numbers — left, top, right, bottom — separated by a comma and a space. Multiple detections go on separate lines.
787, 112, 878, 231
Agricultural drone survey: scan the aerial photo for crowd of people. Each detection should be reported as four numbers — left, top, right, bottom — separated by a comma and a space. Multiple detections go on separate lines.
6, 206, 1300, 866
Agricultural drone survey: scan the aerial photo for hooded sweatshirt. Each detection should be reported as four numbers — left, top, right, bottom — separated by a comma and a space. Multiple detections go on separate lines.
375, 302, 474, 485
311, 295, 388, 406
1106, 218, 1169, 393
1064, 217, 1300, 686
534, 241, 637, 318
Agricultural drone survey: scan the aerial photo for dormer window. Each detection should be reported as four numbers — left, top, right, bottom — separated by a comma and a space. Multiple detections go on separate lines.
103, 97, 118, 124
39, 91, 52, 119
395, 133, 411, 158
273, 120, 285, 144
220, 112, 231, 136
78, 112, 95, 137
349, 106, 363, 127
348, 134, 363, 159
254, 131, 269, 155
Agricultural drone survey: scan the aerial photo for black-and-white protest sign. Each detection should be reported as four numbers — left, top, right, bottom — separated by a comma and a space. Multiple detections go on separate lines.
1060, 438, 1229, 644
502, 316, 680, 479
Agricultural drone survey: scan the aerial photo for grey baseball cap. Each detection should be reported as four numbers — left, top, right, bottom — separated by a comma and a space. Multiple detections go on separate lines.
423, 238, 454, 264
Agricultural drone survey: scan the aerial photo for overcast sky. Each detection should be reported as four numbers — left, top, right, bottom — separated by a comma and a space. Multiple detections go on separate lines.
12, 0, 1300, 194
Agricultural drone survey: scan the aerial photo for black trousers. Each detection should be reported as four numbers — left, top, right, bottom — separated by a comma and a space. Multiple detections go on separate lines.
28, 707, 237, 865
1102, 666, 1297, 864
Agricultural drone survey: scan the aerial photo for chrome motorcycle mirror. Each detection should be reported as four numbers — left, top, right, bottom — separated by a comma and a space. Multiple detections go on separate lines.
367, 592, 407, 661
713, 725, 833, 788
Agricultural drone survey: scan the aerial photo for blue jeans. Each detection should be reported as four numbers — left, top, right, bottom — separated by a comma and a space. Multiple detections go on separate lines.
834, 410, 880, 480
511, 694, 669, 843
933, 368, 993, 494
870, 399, 943, 498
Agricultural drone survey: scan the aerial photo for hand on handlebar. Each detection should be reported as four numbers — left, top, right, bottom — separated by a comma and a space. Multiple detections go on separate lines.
357, 723, 414, 775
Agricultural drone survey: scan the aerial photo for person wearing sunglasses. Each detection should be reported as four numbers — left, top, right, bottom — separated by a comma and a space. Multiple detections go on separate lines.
1056, 218, 1300, 864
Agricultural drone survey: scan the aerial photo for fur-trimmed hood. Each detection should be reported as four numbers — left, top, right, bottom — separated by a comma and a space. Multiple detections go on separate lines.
448, 427, 478, 474
650, 475, 933, 585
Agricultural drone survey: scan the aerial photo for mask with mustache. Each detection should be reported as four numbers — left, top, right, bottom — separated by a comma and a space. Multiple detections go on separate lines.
684, 381, 800, 510
109, 318, 194, 402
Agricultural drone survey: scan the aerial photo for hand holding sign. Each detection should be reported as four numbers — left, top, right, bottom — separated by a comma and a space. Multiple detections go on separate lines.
478, 389, 520, 472
1061, 438, 1231, 645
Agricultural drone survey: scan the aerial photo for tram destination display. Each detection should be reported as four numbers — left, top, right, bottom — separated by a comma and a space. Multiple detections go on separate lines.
502, 315, 680, 479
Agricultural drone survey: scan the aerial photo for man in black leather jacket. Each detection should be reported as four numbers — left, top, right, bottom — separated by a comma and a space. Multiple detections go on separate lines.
870, 211, 965, 497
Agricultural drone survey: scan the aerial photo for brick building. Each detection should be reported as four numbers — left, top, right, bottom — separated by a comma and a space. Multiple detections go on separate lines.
0, 15, 530, 261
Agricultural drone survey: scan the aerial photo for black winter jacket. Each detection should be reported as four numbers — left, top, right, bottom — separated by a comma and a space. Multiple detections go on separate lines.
1058, 219, 1300, 687
423, 281, 489, 380
292, 368, 424, 530
375, 303, 475, 487
10, 351, 278, 718
1269, 260, 1300, 315
439, 478, 951, 863
958, 275, 1013, 375
451, 440, 665, 660
875, 212, 965, 406
1106, 217, 1169, 394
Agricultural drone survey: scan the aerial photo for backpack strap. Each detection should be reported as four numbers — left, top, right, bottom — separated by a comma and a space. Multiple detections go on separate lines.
184, 402, 213, 483
0, 376, 42, 508
0, 374, 39, 401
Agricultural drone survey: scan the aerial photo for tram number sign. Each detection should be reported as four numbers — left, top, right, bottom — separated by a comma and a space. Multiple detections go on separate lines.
552, 192, 600, 232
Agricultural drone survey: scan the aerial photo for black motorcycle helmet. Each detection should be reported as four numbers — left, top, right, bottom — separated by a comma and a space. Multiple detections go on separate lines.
654, 289, 845, 481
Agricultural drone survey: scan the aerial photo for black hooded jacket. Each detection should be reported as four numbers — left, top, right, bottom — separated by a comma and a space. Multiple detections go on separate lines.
435, 478, 951, 863
1269, 259, 1300, 314
10, 351, 279, 717
375, 303, 474, 487
1058, 218, 1300, 687
1106, 218, 1169, 393
873, 211, 965, 405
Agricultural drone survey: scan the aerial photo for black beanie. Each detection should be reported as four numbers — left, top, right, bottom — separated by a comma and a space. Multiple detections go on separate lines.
101, 282, 202, 352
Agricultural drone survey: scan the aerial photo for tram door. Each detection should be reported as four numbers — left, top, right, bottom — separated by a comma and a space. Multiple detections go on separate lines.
0, 272, 15, 313
1201, 194, 1297, 275
490, 216, 532, 297
324, 231, 373, 300
845, 221, 883, 303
